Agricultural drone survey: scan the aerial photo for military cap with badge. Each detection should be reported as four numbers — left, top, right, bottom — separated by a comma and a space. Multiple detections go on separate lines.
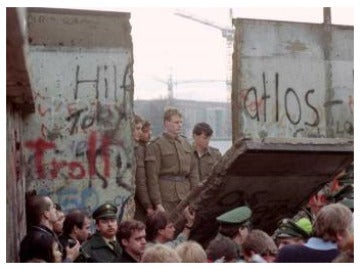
92, 203, 118, 220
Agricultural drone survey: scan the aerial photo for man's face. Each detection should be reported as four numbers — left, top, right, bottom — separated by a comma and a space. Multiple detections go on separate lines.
159, 223, 175, 241
193, 132, 211, 150
140, 127, 152, 142
133, 122, 143, 142
53, 210, 65, 234
75, 217, 91, 243
44, 197, 58, 224
122, 229, 147, 257
96, 218, 118, 239
165, 115, 182, 137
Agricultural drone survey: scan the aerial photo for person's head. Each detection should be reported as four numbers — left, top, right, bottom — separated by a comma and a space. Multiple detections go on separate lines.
133, 114, 144, 142
20, 230, 62, 262
53, 203, 65, 235
313, 203, 352, 248
206, 236, 238, 262
163, 107, 183, 137
145, 211, 175, 243
141, 244, 181, 262
242, 229, 278, 263
175, 240, 207, 263
140, 120, 152, 143
117, 220, 147, 260
63, 210, 91, 243
217, 206, 252, 245
192, 122, 213, 150
92, 203, 118, 239
273, 217, 312, 249
26, 194, 58, 229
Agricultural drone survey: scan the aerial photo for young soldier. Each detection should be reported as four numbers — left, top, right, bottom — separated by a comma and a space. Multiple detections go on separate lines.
145, 107, 199, 214
192, 122, 222, 182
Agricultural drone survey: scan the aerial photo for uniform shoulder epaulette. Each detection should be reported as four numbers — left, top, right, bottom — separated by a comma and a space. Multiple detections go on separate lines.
149, 136, 160, 144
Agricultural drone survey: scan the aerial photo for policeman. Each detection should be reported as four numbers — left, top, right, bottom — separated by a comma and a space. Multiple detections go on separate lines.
76, 203, 122, 262
216, 205, 252, 258
273, 217, 312, 250
145, 107, 199, 214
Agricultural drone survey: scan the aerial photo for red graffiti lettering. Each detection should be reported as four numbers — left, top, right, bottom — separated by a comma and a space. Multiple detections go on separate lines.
50, 159, 67, 178
102, 135, 110, 178
25, 138, 56, 179
68, 161, 86, 179
88, 131, 97, 177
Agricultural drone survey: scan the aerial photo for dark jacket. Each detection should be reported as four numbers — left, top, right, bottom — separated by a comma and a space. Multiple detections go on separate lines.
76, 232, 122, 262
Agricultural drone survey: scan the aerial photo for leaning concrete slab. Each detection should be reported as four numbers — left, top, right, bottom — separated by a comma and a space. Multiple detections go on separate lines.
171, 137, 353, 247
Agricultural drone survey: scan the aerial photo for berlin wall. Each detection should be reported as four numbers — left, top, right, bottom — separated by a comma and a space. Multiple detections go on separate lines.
23, 8, 135, 219
232, 19, 353, 140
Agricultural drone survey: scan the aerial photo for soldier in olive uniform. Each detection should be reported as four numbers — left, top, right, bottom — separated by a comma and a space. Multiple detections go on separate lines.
133, 115, 155, 222
192, 122, 222, 182
145, 107, 200, 214
76, 203, 122, 262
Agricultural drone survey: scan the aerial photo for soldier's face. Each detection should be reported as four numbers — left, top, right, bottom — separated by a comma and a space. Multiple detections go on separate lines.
193, 133, 211, 150
133, 122, 143, 141
165, 115, 183, 137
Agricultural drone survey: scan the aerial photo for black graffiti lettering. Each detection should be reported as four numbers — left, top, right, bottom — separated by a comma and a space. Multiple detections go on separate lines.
285, 88, 301, 125
275, 73, 279, 122
97, 105, 113, 128
74, 65, 100, 100
244, 87, 259, 121
344, 121, 354, 135
304, 89, 320, 127
217, 190, 245, 207
81, 113, 95, 130
66, 108, 87, 135
262, 72, 271, 122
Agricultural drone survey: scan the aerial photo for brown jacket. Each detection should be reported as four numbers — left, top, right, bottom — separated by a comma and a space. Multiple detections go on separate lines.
134, 142, 152, 211
145, 133, 199, 205
193, 146, 222, 182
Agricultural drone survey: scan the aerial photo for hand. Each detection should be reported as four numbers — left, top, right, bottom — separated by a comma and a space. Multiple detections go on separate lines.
65, 239, 80, 262
156, 204, 166, 212
183, 206, 195, 227
146, 207, 155, 216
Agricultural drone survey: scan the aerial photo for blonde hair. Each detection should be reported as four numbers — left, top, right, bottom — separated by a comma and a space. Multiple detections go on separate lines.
175, 241, 207, 263
141, 244, 181, 263
163, 107, 182, 122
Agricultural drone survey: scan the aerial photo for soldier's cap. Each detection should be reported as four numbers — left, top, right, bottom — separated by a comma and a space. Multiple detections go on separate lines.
92, 203, 117, 220
216, 206, 252, 225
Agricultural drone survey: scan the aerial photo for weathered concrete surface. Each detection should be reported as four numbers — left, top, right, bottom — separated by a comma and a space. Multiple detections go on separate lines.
172, 137, 353, 247
6, 8, 35, 262
22, 8, 135, 219
232, 19, 353, 140
7, 8, 34, 114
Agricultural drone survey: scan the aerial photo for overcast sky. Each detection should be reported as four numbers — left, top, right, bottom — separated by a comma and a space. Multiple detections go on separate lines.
126, 7, 354, 102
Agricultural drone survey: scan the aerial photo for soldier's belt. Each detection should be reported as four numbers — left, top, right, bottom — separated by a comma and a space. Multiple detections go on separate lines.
159, 175, 187, 182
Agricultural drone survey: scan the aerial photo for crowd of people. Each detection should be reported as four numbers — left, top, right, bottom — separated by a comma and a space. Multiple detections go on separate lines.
19, 106, 354, 263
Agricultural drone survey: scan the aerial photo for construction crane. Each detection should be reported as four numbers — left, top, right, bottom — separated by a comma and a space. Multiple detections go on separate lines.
174, 9, 234, 102
153, 73, 226, 104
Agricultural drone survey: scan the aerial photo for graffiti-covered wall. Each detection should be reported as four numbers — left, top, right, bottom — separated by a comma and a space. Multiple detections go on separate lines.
23, 8, 135, 218
232, 19, 353, 140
